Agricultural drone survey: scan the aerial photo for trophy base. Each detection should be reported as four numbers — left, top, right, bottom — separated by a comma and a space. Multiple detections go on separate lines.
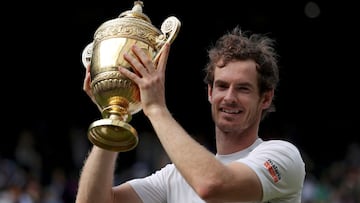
88, 118, 138, 152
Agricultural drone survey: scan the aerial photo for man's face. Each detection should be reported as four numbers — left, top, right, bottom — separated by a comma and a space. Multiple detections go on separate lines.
208, 60, 270, 133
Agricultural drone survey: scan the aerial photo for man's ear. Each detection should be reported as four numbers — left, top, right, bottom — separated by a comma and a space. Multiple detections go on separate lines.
207, 84, 212, 103
262, 89, 274, 109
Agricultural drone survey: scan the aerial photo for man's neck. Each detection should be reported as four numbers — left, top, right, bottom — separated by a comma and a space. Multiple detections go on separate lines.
215, 127, 259, 155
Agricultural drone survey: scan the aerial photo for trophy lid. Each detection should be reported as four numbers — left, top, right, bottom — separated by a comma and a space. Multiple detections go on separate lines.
93, 1, 161, 45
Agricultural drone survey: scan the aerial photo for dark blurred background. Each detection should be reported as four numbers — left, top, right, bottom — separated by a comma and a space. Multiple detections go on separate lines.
2, 0, 359, 202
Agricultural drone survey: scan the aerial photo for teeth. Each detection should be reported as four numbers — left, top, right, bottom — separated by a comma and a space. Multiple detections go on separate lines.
221, 109, 240, 114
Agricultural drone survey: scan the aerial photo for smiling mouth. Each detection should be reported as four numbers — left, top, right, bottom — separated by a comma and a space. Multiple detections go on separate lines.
220, 108, 241, 114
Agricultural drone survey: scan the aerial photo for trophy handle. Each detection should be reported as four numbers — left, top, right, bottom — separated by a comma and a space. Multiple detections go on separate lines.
81, 42, 93, 69
153, 16, 181, 64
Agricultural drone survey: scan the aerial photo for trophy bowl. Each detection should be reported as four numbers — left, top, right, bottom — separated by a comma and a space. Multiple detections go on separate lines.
81, 1, 181, 152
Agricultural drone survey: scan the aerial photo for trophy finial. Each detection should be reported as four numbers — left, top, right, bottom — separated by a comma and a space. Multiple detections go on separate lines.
132, 1, 144, 12
119, 0, 150, 22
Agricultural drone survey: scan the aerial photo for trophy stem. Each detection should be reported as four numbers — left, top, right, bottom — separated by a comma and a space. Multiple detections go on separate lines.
88, 97, 138, 152
103, 96, 132, 123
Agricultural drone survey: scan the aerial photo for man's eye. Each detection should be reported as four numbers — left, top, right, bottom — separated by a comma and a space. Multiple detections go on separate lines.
216, 84, 227, 89
237, 86, 251, 93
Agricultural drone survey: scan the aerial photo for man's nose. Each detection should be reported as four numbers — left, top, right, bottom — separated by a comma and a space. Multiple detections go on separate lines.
223, 88, 237, 102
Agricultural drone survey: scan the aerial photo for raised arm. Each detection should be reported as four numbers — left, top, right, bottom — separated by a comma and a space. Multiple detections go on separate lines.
75, 66, 143, 203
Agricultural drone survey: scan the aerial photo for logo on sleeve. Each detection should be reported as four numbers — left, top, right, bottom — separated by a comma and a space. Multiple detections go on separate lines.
263, 159, 281, 183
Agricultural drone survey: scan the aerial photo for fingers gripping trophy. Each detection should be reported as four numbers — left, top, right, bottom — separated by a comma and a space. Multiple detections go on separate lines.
81, 1, 181, 152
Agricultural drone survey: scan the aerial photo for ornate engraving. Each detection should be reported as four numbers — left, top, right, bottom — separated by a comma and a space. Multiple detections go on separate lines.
92, 71, 132, 95
94, 19, 161, 47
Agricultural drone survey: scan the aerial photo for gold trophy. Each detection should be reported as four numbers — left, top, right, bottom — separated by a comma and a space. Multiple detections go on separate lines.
81, 1, 181, 152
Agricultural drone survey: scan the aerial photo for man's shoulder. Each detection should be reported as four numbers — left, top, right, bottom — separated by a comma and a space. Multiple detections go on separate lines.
260, 139, 298, 148
256, 139, 302, 156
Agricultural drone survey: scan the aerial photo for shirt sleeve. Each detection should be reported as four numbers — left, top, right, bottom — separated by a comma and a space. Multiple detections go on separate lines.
237, 140, 306, 202
127, 164, 175, 203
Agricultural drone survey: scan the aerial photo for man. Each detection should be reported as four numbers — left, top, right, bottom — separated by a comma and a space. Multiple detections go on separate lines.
76, 26, 305, 203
